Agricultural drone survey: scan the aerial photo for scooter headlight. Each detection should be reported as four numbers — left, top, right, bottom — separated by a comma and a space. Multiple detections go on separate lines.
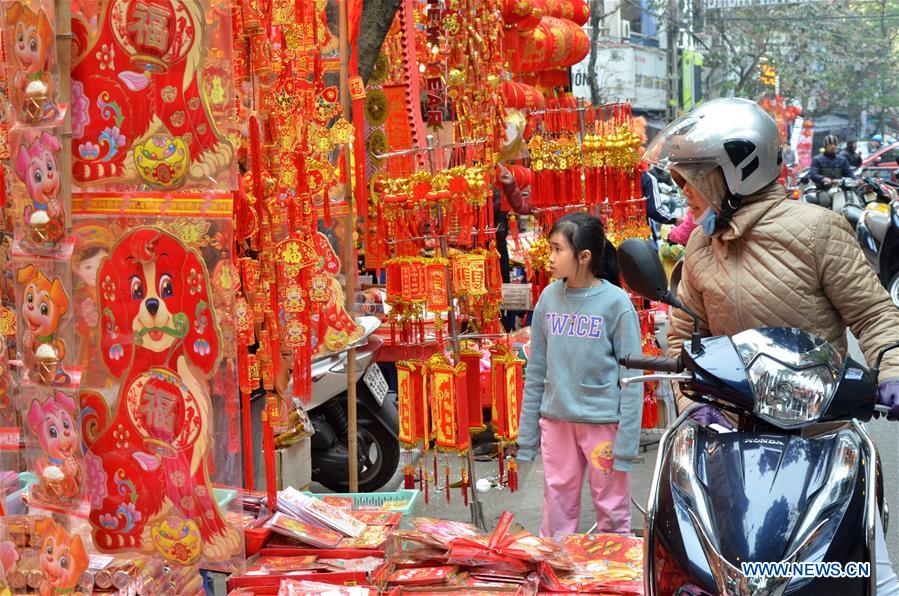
732, 329, 841, 429
748, 357, 836, 428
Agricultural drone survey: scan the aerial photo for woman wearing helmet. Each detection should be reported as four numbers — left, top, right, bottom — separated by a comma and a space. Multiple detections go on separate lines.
650, 98, 899, 593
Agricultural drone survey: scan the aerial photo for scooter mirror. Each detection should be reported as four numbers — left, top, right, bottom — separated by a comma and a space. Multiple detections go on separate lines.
618, 239, 670, 303
670, 259, 685, 299
620, 239, 706, 354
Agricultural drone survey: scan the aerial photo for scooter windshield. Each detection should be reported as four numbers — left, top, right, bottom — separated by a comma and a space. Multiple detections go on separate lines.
731, 328, 843, 428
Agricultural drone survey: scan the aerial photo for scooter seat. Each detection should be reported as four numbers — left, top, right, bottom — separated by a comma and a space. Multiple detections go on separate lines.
864, 210, 890, 244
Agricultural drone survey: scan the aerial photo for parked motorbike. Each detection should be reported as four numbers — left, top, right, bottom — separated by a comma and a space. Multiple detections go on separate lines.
858, 175, 899, 206
803, 177, 860, 213
658, 180, 685, 217
253, 316, 400, 493
617, 239, 894, 596
842, 175, 893, 231
844, 202, 899, 308
786, 168, 810, 200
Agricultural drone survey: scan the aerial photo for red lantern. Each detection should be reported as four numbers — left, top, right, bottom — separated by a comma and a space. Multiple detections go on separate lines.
517, 17, 588, 72
517, 20, 557, 72
504, 164, 532, 190
544, 17, 589, 67
502, 81, 546, 110
516, 0, 545, 30
543, 0, 589, 25
501, 0, 534, 25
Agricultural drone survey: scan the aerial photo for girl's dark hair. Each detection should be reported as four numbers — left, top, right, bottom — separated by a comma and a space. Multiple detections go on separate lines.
548, 212, 620, 285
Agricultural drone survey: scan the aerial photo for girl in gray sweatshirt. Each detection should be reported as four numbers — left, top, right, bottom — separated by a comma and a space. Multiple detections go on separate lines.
517, 212, 643, 537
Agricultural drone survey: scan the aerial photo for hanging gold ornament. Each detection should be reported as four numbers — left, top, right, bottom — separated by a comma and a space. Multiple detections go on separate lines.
364, 90, 389, 126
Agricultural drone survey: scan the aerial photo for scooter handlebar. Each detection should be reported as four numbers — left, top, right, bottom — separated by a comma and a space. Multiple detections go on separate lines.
619, 354, 684, 373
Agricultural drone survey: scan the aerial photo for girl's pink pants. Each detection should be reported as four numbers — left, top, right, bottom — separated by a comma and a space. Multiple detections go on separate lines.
539, 417, 631, 538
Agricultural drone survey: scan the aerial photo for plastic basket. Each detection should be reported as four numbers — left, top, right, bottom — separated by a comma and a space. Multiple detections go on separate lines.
6, 472, 38, 515
301, 489, 422, 519
213, 487, 237, 510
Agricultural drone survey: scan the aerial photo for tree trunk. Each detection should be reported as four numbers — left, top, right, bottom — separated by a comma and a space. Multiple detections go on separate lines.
587, 0, 605, 105
327, 0, 402, 83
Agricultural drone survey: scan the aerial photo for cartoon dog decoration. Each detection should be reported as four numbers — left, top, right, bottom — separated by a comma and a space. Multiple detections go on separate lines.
80, 228, 240, 563
71, 0, 233, 188
27, 392, 82, 503
16, 265, 69, 383
34, 518, 87, 596
4, 2, 57, 120
14, 132, 65, 241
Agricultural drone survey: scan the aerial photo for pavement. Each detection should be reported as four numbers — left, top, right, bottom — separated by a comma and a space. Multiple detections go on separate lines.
419, 419, 898, 568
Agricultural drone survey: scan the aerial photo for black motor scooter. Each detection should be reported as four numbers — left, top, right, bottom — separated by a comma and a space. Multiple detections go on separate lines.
617, 239, 895, 596
843, 201, 899, 308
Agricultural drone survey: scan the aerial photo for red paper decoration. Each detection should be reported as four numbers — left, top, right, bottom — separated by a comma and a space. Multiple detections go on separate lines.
460, 348, 486, 432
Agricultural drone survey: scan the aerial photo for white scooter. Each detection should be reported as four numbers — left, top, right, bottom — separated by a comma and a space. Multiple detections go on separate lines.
251, 317, 399, 492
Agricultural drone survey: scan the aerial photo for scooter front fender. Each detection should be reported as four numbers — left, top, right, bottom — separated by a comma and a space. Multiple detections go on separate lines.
646, 417, 875, 596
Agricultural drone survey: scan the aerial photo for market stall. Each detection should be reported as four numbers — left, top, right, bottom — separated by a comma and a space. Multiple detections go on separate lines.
0, 0, 673, 590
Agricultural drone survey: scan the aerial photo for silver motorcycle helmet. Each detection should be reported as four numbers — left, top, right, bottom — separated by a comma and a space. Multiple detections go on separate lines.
644, 98, 783, 197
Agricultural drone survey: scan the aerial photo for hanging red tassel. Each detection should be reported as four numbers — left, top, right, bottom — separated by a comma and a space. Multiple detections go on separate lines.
249, 114, 264, 247
634, 164, 643, 201
461, 467, 469, 507
0, 165, 8, 208
241, 388, 254, 490
445, 463, 451, 503
598, 166, 607, 210
433, 451, 439, 489
404, 464, 415, 489
508, 459, 518, 492
508, 214, 521, 252
419, 461, 425, 499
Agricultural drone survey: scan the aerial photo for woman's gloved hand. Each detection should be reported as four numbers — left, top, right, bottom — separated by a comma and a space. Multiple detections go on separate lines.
876, 378, 899, 420
689, 405, 734, 430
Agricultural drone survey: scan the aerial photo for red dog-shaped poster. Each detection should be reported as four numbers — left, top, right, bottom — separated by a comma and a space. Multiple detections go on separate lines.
80, 228, 240, 563
71, 0, 233, 189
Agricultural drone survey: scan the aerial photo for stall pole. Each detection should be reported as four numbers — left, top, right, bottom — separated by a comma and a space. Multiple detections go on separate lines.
339, 0, 359, 492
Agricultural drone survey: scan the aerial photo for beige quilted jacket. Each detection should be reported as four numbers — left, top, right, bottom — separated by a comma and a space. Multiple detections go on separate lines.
668, 181, 899, 414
